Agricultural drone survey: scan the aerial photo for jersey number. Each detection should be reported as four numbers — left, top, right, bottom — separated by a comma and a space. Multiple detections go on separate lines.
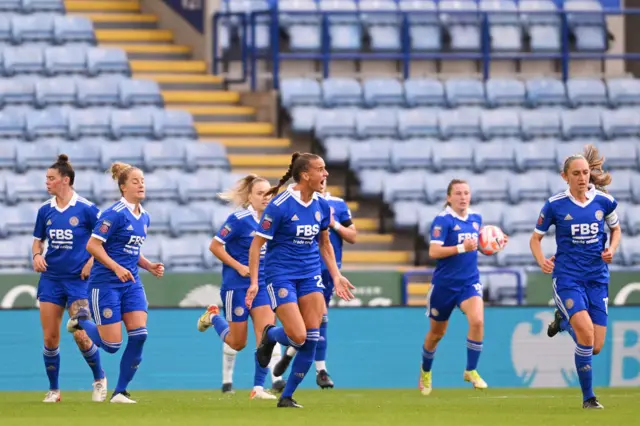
603, 297, 608, 315
314, 275, 325, 289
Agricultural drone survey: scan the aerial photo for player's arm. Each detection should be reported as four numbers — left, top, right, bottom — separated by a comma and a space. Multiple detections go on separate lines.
248, 235, 266, 287
332, 203, 357, 244
87, 213, 134, 283
32, 208, 47, 271
428, 216, 472, 259
530, 201, 555, 273
138, 253, 164, 278
210, 217, 248, 275
319, 229, 340, 276
603, 200, 622, 263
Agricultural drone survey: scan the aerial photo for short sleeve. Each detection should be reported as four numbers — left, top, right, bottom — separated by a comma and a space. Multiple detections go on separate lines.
338, 201, 352, 224
605, 197, 619, 228
85, 204, 101, 231
534, 200, 555, 235
214, 215, 239, 244
256, 202, 282, 240
319, 199, 331, 231
91, 210, 121, 243
33, 206, 46, 241
429, 215, 449, 245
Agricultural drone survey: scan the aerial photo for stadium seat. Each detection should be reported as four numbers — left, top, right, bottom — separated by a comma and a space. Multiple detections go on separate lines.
319, 0, 361, 51
119, 79, 163, 108
565, 0, 607, 51
68, 109, 111, 140
0, 141, 17, 170
392, 201, 423, 228
45, 46, 87, 76
417, 204, 446, 237
279, 0, 320, 51
77, 77, 121, 107
153, 110, 197, 139
322, 78, 362, 107
280, 78, 322, 109
469, 171, 510, 202
178, 169, 223, 203
438, 108, 481, 139
606, 78, 640, 107
0, 15, 11, 43
508, 170, 551, 203
561, 108, 603, 139
54, 16, 96, 45
399, 0, 442, 51
445, 78, 485, 107
526, 78, 566, 107
473, 141, 516, 172
363, 78, 404, 107
0, 237, 31, 270
601, 110, 640, 139
0, 77, 36, 106
432, 142, 474, 171
520, 109, 561, 139
472, 201, 505, 228
390, 140, 433, 171
479, 0, 522, 51
519, 0, 561, 51
625, 205, 640, 236
322, 137, 351, 164
0, 0, 21, 13
110, 110, 154, 139
566, 78, 608, 107
425, 171, 472, 203
485, 78, 526, 107
502, 201, 545, 235
599, 141, 639, 170
480, 109, 521, 139
141, 201, 173, 235
359, 0, 401, 51
143, 142, 187, 172
100, 141, 144, 170
160, 237, 209, 271
16, 141, 60, 172
439, 0, 481, 51
11, 14, 55, 44
25, 109, 68, 140
356, 168, 388, 196
289, 106, 319, 132
3, 46, 45, 75
382, 170, 427, 203
404, 78, 445, 107
6, 170, 48, 204
606, 170, 634, 202
348, 139, 392, 171
57, 141, 101, 170
0, 203, 40, 237
315, 109, 356, 139
142, 171, 181, 201
140, 234, 162, 263
93, 172, 123, 203
555, 141, 591, 169
22, 0, 65, 14
169, 207, 213, 237
34, 77, 77, 108
0, 110, 26, 138
184, 142, 229, 171
86, 47, 130, 77
355, 109, 398, 138
397, 109, 439, 139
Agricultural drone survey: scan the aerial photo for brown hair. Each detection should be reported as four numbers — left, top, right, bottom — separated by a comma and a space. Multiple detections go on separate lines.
266, 152, 321, 197
443, 179, 468, 208
110, 161, 140, 195
49, 154, 75, 186
218, 174, 269, 208
562, 144, 612, 192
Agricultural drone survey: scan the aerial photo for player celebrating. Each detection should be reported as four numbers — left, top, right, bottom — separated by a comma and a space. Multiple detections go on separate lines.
196, 174, 286, 399
530, 145, 620, 409
272, 179, 357, 388
246, 152, 355, 408
66, 162, 165, 404
33, 154, 106, 403
419, 179, 507, 396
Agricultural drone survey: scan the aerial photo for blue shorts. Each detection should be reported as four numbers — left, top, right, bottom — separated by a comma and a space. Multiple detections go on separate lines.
267, 275, 325, 309
89, 283, 148, 326
321, 269, 334, 306
37, 276, 88, 308
221, 286, 272, 322
427, 281, 483, 322
553, 277, 608, 327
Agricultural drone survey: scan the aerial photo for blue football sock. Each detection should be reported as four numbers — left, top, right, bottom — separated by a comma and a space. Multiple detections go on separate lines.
282, 329, 319, 399
81, 344, 105, 381
315, 315, 328, 363
561, 319, 578, 344
211, 315, 230, 342
466, 339, 483, 371
253, 351, 268, 387
267, 326, 292, 346
575, 344, 595, 401
43, 346, 60, 390
78, 318, 102, 346
115, 327, 147, 394
422, 346, 435, 372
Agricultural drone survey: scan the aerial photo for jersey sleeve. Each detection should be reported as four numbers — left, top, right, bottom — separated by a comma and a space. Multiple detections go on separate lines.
338, 201, 353, 226
534, 200, 555, 235
256, 202, 282, 240
319, 198, 331, 231
214, 214, 239, 244
32, 206, 46, 241
605, 196, 620, 228
85, 204, 101, 231
429, 215, 449, 245
91, 209, 121, 243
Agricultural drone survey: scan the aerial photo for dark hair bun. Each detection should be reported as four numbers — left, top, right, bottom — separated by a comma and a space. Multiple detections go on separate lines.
57, 154, 69, 163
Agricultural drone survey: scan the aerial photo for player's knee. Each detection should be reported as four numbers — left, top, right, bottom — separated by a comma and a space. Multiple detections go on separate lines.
225, 335, 246, 351
468, 316, 484, 331
44, 335, 60, 349
102, 340, 122, 354
290, 331, 307, 347
593, 342, 604, 355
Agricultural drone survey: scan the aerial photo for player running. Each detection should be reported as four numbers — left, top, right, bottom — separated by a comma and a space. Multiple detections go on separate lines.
33, 154, 106, 403
272, 179, 357, 388
66, 162, 165, 404
196, 174, 286, 399
419, 179, 507, 396
246, 152, 355, 408
530, 145, 620, 409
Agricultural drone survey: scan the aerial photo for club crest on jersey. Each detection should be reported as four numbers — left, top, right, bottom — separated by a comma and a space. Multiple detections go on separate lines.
98, 219, 112, 234
595, 210, 604, 221
261, 215, 273, 230
102, 308, 113, 319
315, 211, 321, 221
565, 298, 574, 309
431, 308, 439, 317
143, 224, 148, 233
278, 288, 288, 298
69, 216, 79, 227
432, 226, 441, 238
472, 222, 479, 230
220, 224, 231, 237
234, 306, 244, 317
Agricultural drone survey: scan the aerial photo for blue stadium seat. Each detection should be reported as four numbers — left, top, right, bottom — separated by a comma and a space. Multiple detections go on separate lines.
601, 109, 640, 139
93, 173, 121, 204
561, 108, 603, 139
178, 169, 223, 203
519, 0, 560, 51
169, 207, 213, 237
290, 106, 318, 132
0, 141, 17, 170
141, 201, 173, 234
0, 203, 40, 237
0, 0, 21, 13
228, 0, 271, 51
472, 201, 505, 227
0, 77, 36, 106
417, 204, 446, 236
625, 205, 640, 236
322, 137, 351, 164
25, 109, 68, 140
68, 109, 111, 139
0, 237, 31, 270
0, 15, 10, 43
520, 109, 561, 139
322, 78, 362, 107
356, 109, 398, 138
11, 14, 54, 44
485, 78, 526, 107
404, 78, 445, 107
162, 237, 212, 271
480, 109, 521, 139
497, 234, 541, 265
140, 235, 162, 263
397, 108, 439, 139
606, 78, 640, 107
473, 141, 516, 172
390, 140, 433, 171
382, 170, 427, 203
77, 77, 120, 107
153, 110, 197, 139
439, 0, 481, 51
110, 109, 154, 139
621, 236, 640, 266
280, 78, 322, 109
22, 0, 65, 13
363, 78, 404, 107
6, 170, 47, 204
566, 78, 608, 107
391, 201, 423, 228
315, 109, 356, 139
555, 141, 590, 169
3, 46, 45, 75
438, 108, 481, 139
57, 141, 101, 169
184, 141, 229, 171
606, 169, 634, 202
359, 0, 400, 51
34, 77, 76, 107
565, 0, 607, 51
348, 139, 392, 171
118, 79, 163, 108
398, 0, 441, 50
45, 46, 87, 76
143, 142, 187, 172
86, 47, 130, 76
0, 110, 26, 138
69, 170, 95, 201
142, 171, 181, 201
502, 201, 546, 235
16, 141, 60, 172
319, 0, 361, 51
479, 0, 521, 51
508, 170, 551, 203
54, 16, 96, 45
432, 142, 474, 171
445, 78, 485, 107
356, 168, 388, 196
470, 171, 510, 202
425, 171, 472, 203
599, 141, 638, 170
279, 0, 320, 50
526, 78, 566, 107
99, 141, 144, 170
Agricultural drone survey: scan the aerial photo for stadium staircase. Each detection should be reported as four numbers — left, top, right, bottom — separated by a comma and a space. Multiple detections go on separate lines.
67, 0, 413, 267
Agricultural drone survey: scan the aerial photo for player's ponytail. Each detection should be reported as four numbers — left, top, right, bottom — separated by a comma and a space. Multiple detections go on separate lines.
443, 178, 467, 208
109, 161, 137, 195
583, 144, 612, 192
218, 174, 268, 208
266, 152, 300, 197
49, 154, 75, 186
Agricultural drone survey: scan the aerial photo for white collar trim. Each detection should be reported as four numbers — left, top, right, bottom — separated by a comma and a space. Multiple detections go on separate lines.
51, 191, 78, 213
247, 204, 259, 223
287, 184, 317, 208
446, 205, 472, 221
564, 184, 596, 208
120, 197, 145, 216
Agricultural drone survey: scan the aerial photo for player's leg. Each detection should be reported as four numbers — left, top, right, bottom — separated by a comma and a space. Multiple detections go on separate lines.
458, 286, 487, 390
39, 297, 64, 402
267, 341, 285, 393
315, 270, 333, 388
587, 282, 608, 356
250, 295, 278, 400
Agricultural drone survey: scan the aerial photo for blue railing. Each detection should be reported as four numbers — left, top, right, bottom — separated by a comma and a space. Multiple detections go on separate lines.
212, 7, 640, 90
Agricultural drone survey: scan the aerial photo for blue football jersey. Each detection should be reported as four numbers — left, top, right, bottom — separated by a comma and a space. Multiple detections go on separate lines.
256, 185, 331, 283
214, 205, 266, 290
429, 206, 482, 288
33, 192, 100, 280
535, 186, 619, 281
320, 193, 352, 271
88, 198, 150, 287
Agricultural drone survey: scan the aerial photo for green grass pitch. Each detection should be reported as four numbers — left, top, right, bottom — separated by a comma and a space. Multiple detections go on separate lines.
0, 388, 637, 426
